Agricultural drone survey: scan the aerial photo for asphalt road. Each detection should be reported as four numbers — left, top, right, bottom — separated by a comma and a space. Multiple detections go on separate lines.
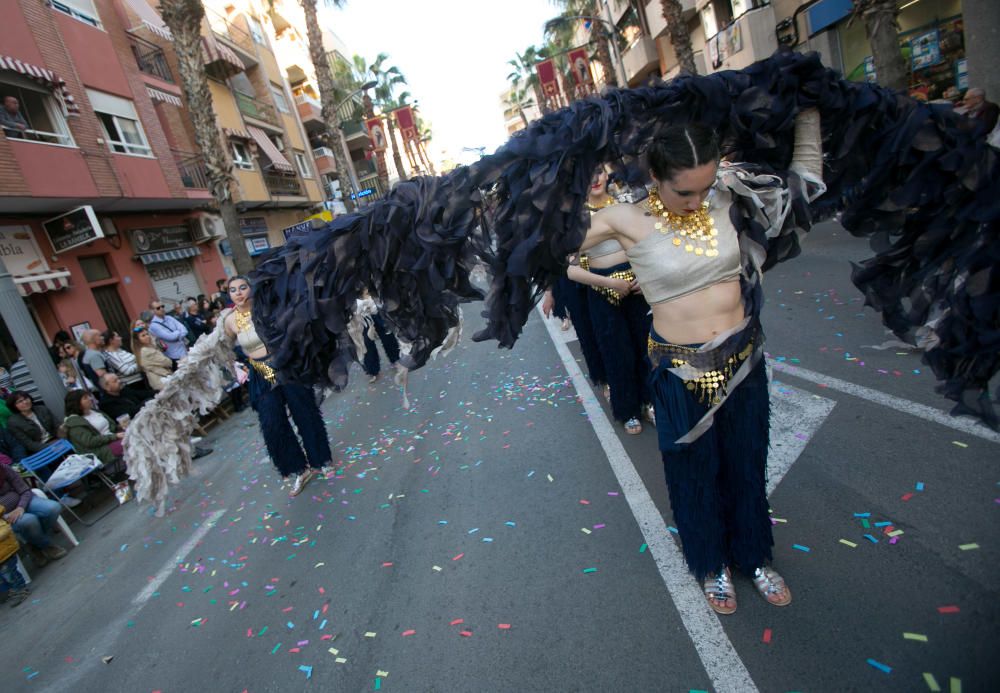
2, 224, 997, 692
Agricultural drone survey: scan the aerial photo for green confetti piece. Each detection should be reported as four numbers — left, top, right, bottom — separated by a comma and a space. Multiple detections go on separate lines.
271, 643, 281, 654
582, 567, 597, 574
639, 543, 648, 553
903, 632, 928, 642
958, 543, 979, 551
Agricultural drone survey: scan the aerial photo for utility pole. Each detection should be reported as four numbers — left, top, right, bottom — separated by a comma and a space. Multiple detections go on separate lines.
0, 257, 66, 419
963, 0, 1000, 103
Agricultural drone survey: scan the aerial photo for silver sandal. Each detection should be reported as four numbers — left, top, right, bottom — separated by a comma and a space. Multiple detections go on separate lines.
703, 567, 737, 615
752, 566, 792, 606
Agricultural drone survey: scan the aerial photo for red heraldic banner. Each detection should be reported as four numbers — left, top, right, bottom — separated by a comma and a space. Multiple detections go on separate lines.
394, 106, 418, 142
536, 58, 559, 99
366, 116, 388, 152
568, 48, 594, 88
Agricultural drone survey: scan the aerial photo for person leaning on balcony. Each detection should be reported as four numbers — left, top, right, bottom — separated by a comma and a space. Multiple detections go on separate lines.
148, 300, 189, 365
0, 96, 29, 138
131, 324, 174, 391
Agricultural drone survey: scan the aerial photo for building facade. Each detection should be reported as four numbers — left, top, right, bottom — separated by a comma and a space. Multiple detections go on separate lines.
0, 0, 229, 366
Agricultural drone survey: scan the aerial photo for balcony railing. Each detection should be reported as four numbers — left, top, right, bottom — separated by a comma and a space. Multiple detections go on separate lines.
173, 150, 209, 189
234, 91, 279, 126
128, 34, 173, 83
264, 172, 302, 196
206, 7, 256, 53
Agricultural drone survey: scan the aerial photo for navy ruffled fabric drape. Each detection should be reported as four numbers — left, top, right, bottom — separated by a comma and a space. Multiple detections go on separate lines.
251, 51, 999, 428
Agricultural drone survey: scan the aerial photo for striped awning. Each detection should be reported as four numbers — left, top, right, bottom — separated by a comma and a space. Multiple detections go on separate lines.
138, 19, 172, 40
13, 269, 71, 297
248, 125, 294, 173
201, 36, 243, 74
147, 87, 182, 107
223, 127, 252, 140
123, 0, 173, 39
0, 54, 79, 115
137, 246, 201, 265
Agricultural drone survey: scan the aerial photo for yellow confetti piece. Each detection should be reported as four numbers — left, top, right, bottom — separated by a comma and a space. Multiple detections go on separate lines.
839, 539, 858, 548
903, 632, 928, 642
328, 648, 339, 655
958, 543, 979, 551
335, 657, 347, 664
887, 530, 904, 537
376, 671, 389, 678
364, 632, 377, 638
546, 474, 554, 482
951, 441, 967, 448
923, 673, 940, 691
581, 528, 592, 535
949, 677, 961, 693
771, 517, 788, 523
229, 602, 239, 611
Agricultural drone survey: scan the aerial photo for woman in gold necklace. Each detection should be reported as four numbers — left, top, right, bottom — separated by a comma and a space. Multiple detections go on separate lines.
223, 275, 332, 496
581, 113, 823, 615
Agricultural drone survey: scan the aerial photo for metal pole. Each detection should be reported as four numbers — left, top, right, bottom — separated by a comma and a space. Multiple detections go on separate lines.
601, 2, 628, 86
0, 257, 66, 419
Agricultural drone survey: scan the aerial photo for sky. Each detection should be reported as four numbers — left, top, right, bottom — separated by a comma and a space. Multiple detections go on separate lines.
320, 0, 558, 164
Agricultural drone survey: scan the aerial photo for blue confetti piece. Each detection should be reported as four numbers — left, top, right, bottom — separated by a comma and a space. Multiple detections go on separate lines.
864, 534, 879, 544
792, 544, 811, 552
298, 664, 313, 679
482, 537, 493, 543
313, 610, 319, 620
319, 619, 327, 630
286, 621, 295, 629
468, 528, 479, 534
866, 658, 891, 674
873, 521, 892, 527
438, 520, 448, 525
504, 521, 516, 527
667, 526, 679, 534
853, 512, 871, 518
527, 470, 535, 478
915, 482, 924, 491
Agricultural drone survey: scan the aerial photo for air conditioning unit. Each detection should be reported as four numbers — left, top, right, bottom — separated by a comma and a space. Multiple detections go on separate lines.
191, 213, 225, 243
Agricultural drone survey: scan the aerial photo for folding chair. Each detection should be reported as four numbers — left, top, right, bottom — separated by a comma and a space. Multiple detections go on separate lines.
19, 440, 119, 526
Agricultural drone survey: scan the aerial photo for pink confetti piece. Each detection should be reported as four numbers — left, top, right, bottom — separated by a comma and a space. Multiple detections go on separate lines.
459, 630, 473, 637
450, 618, 464, 626
498, 623, 511, 630
593, 523, 606, 529
937, 605, 960, 614
382, 562, 394, 568
452, 553, 464, 561
289, 648, 301, 653
579, 499, 590, 505
282, 607, 294, 613
402, 630, 416, 637
901, 493, 914, 501
762, 628, 772, 644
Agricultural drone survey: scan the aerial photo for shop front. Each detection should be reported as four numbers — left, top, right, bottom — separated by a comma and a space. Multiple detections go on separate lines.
129, 224, 206, 307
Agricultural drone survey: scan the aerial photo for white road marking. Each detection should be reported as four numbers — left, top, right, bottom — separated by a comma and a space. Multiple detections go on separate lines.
771, 361, 1000, 445
768, 380, 837, 495
132, 508, 227, 606
537, 307, 759, 693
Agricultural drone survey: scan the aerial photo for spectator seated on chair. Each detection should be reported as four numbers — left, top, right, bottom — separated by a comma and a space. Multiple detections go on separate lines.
0, 460, 67, 566
62, 390, 124, 468
5, 392, 62, 455
0, 501, 32, 607
97, 373, 151, 421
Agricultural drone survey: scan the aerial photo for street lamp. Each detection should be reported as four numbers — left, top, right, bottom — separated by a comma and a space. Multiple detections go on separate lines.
329, 80, 377, 209
548, 12, 628, 87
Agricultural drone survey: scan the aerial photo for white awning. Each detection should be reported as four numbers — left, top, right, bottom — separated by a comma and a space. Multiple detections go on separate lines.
0, 54, 79, 115
13, 269, 71, 297
137, 247, 201, 265
248, 125, 294, 173
201, 35, 244, 74
147, 87, 182, 107
123, 0, 173, 39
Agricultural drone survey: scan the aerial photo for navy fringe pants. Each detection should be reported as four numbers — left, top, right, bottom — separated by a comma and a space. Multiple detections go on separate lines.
651, 344, 773, 581
362, 314, 401, 377
558, 278, 606, 386
587, 264, 651, 423
249, 367, 332, 478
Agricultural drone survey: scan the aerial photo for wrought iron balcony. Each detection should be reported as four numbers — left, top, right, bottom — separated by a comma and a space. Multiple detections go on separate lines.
263, 172, 302, 196
128, 34, 173, 83
206, 7, 256, 54
234, 91, 279, 126
173, 150, 209, 189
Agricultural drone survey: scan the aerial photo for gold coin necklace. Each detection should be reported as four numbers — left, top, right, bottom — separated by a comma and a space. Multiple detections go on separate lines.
646, 188, 719, 258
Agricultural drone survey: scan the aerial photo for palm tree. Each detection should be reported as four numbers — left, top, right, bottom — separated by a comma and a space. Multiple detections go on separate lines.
660, 0, 696, 75
372, 58, 408, 184
298, 0, 356, 212
159, 0, 254, 274
416, 118, 435, 175
852, 0, 907, 91
352, 53, 404, 190
507, 45, 550, 113
544, 1, 618, 88
503, 83, 536, 128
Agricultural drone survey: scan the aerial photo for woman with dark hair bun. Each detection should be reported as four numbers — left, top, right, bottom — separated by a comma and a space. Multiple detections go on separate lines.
581, 113, 824, 614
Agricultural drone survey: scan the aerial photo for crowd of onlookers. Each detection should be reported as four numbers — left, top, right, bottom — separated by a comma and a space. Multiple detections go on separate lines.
928, 85, 1000, 144
0, 279, 244, 606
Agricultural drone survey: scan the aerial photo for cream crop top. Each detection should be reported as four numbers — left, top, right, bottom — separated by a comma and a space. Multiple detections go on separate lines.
625, 188, 742, 305
234, 309, 266, 354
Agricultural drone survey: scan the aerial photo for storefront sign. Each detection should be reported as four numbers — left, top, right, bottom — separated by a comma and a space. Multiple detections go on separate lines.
956, 58, 968, 91
0, 226, 49, 275
238, 217, 270, 256
42, 206, 103, 254
282, 221, 312, 240
910, 29, 942, 71
129, 225, 195, 254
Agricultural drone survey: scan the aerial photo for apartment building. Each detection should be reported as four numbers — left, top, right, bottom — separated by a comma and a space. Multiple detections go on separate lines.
608, 0, 967, 101
0, 0, 228, 359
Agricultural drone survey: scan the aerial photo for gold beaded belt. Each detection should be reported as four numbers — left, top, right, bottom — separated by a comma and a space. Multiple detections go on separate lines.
579, 255, 635, 306
647, 337, 755, 406
248, 358, 277, 385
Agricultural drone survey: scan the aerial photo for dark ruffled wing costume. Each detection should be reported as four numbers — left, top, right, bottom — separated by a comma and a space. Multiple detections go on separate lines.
251, 51, 999, 428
